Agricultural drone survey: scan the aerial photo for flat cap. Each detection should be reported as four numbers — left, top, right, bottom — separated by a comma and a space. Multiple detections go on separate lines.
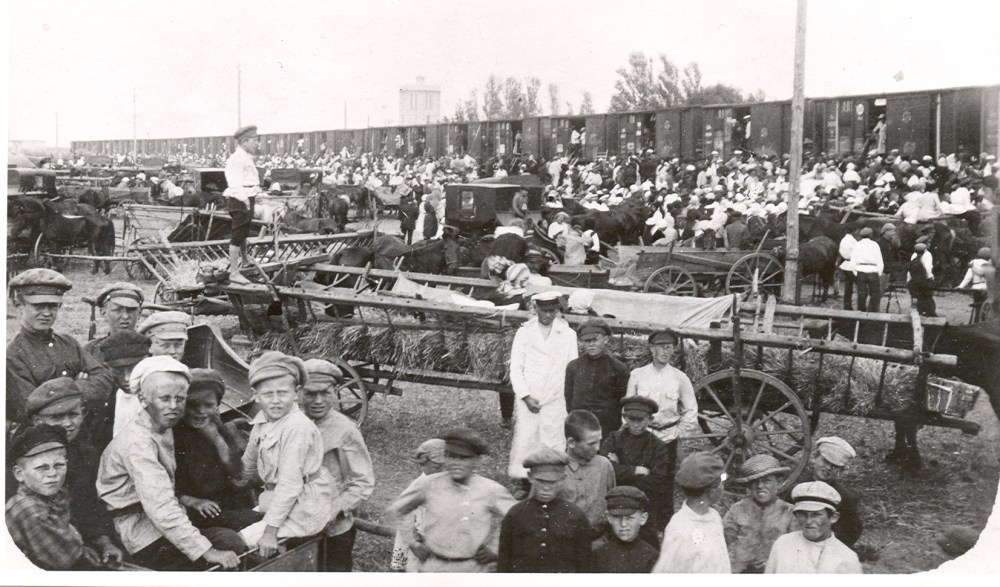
791, 480, 841, 512
676, 451, 725, 490
648, 330, 678, 345
138, 311, 191, 340
606, 485, 650, 515
249, 351, 308, 388
96, 282, 144, 308
881, 222, 897, 233
815, 436, 856, 467
9, 268, 72, 303
100, 331, 151, 367
415, 438, 446, 464
189, 368, 226, 401
129, 355, 191, 394
7, 424, 68, 462
532, 291, 563, 305
234, 125, 258, 141
303, 358, 344, 383
915, 234, 931, 245
26, 377, 83, 419
735, 454, 790, 484
621, 395, 659, 417
578, 318, 611, 339
858, 227, 874, 238
441, 428, 489, 457
523, 447, 570, 481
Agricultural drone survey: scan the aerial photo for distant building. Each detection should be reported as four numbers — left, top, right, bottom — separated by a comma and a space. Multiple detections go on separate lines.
8, 140, 47, 155
399, 77, 441, 125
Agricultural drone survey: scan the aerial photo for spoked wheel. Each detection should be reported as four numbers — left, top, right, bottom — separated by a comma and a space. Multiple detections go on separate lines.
125, 237, 155, 280
31, 233, 56, 269
687, 369, 810, 493
327, 357, 370, 425
644, 265, 698, 296
726, 253, 783, 298
539, 248, 561, 266
154, 282, 177, 305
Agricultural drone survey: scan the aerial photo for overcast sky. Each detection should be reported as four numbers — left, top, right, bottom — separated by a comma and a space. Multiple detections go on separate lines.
7, 0, 1000, 146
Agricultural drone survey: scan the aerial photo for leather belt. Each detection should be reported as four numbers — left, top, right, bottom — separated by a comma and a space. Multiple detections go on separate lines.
264, 470, 321, 491
109, 502, 144, 519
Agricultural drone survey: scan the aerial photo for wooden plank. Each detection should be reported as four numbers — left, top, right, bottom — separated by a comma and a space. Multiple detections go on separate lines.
762, 296, 777, 334
763, 303, 949, 327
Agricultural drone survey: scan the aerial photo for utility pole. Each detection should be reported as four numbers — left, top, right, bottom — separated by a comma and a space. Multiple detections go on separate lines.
55, 111, 58, 149
344, 101, 347, 129
237, 64, 242, 127
782, 0, 807, 304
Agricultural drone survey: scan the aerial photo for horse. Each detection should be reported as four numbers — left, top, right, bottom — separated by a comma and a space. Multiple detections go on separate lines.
9, 196, 115, 274
318, 190, 351, 230
281, 209, 343, 234
167, 191, 227, 208
773, 236, 839, 302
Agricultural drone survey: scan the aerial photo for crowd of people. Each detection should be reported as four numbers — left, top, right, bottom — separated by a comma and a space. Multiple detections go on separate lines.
7, 265, 883, 573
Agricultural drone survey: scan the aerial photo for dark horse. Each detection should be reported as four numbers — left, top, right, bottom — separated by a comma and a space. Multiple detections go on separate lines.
328, 236, 456, 275
9, 196, 116, 274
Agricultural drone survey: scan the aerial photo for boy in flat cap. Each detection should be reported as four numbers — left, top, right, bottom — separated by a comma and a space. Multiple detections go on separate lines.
84, 282, 145, 361
625, 330, 697, 521
765, 481, 862, 573
175, 368, 262, 533
722, 454, 795, 573
301, 358, 375, 571
600, 395, 673, 544
508, 291, 578, 497
559, 410, 616, 535
792, 436, 862, 548
564, 318, 630, 439
386, 428, 516, 572
138, 311, 191, 362
593, 486, 659, 572
89, 330, 151, 450
653, 452, 731, 573
6, 424, 114, 569
391, 438, 446, 571
16, 379, 122, 564
498, 447, 591, 573
235, 351, 334, 557
97, 356, 243, 570
7, 268, 114, 426
225, 124, 262, 283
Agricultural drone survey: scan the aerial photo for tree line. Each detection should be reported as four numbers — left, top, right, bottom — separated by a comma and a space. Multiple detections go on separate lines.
443, 51, 764, 122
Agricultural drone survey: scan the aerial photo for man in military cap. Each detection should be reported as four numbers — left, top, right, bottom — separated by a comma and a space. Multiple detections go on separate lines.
849, 226, 884, 312
97, 356, 243, 570
593, 486, 659, 572
301, 358, 375, 571
225, 124, 262, 283
138, 310, 191, 362
498, 447, 591, 573
17, 379, 123, 565
508, 291, 578, 497
564, 318, 630, 439
907, 234, 936, 317
6, 424, 114, 569
7, 268, 114, 426
386, 428, 516, 572
90, 330, 152, 449
792, 436, 863, 548
723, 454, 795, 573
600, 395, 673, 543
765, 481, 862, 573
84, 282, 145, 361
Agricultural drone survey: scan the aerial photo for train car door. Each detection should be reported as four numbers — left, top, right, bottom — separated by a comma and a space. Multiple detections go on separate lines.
837, 99, 854, 155
656, 109, 682, 158
983, 86, 1000, 158
940, 88, 984, 157
468, 122, 484, 159
521, 117, 540, 157
750, 102, 783, 158
539, 117, 553, 159
585, 114, 606, 161
886, 94, 932, 157
850, 99, 871, 156
679, 107, 702, 159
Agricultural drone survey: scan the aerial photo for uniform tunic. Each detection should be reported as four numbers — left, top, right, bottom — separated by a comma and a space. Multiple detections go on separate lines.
626, 363, 698, 444
508, 317, 578, 478
564, 353, 630, 437
97, 409, 212, 560
312, 409, 375, 537
593, 534, 660, 573
6, 487, 84, 570
498, 497, 591, 573
559, 455, 616, 530
722, 497, 796, 573
386, 472, 516, 572
765, 531, 862, 573
600, 428, 674, 530
6, 328, 114, 424
653, 503, 731, 573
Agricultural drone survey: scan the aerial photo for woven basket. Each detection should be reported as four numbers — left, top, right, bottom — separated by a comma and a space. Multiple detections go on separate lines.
925, 377, 980, 418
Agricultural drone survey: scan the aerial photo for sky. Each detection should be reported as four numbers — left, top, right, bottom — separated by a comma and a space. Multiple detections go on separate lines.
6, 0, 1000, 146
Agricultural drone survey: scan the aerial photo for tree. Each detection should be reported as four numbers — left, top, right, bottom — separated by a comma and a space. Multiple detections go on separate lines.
565, 101, 574, 116
609, 52, 658, 112
483, 76, 504, 120
503, 77, 526, 119
548, 83, 561, 116
686, 83, 749, 106
610, 54, 763, 111
579, 92, 595, 115
450, 102, 465, 123
464, 90, 480, 122
654, 55, 685, 107
525, 77, 542, 116
681, 63, 702, 101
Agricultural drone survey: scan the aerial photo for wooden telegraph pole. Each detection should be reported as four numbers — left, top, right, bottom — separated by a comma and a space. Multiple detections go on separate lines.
782, 0, 808, 304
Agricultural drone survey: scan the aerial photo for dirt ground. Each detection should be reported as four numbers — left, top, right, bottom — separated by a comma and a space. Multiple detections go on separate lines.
5, 253, 998, 574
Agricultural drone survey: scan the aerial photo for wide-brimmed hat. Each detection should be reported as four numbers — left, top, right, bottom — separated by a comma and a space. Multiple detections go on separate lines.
735, 454, 790, 483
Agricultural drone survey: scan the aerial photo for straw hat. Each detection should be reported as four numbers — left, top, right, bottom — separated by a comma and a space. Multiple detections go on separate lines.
735, 454, 790, 483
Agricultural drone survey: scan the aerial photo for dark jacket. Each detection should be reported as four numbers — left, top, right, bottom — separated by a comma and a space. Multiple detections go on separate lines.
498, 497, 591, 573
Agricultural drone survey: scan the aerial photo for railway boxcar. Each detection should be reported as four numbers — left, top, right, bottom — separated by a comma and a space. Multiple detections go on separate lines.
654, 107, 683, 158
749, 101, 789, 158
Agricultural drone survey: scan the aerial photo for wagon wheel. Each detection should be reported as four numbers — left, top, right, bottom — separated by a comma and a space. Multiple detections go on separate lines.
327, 357, 370, 425
124, 237, 155, 280
726, 253, 783, 298
644, 265, 698, 296
539, 248, 561, 266
153, 282, 178, 305
687, 369, 811, 493
31, 233, 57, 270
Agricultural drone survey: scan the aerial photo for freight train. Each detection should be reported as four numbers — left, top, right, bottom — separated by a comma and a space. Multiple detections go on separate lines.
72, 84, 1000, 163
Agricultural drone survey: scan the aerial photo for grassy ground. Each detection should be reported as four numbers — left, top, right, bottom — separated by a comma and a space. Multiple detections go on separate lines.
6, 260, 998, 573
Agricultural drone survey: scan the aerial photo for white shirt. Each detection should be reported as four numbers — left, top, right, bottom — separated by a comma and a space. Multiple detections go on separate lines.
849, 238, 883, 275
907, 250, 934, 282
223, 146, 261, 203
653, 503, 731, 573
765, 531, 862, 574
626, 363, 698, 443
113, 389, 142, 438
